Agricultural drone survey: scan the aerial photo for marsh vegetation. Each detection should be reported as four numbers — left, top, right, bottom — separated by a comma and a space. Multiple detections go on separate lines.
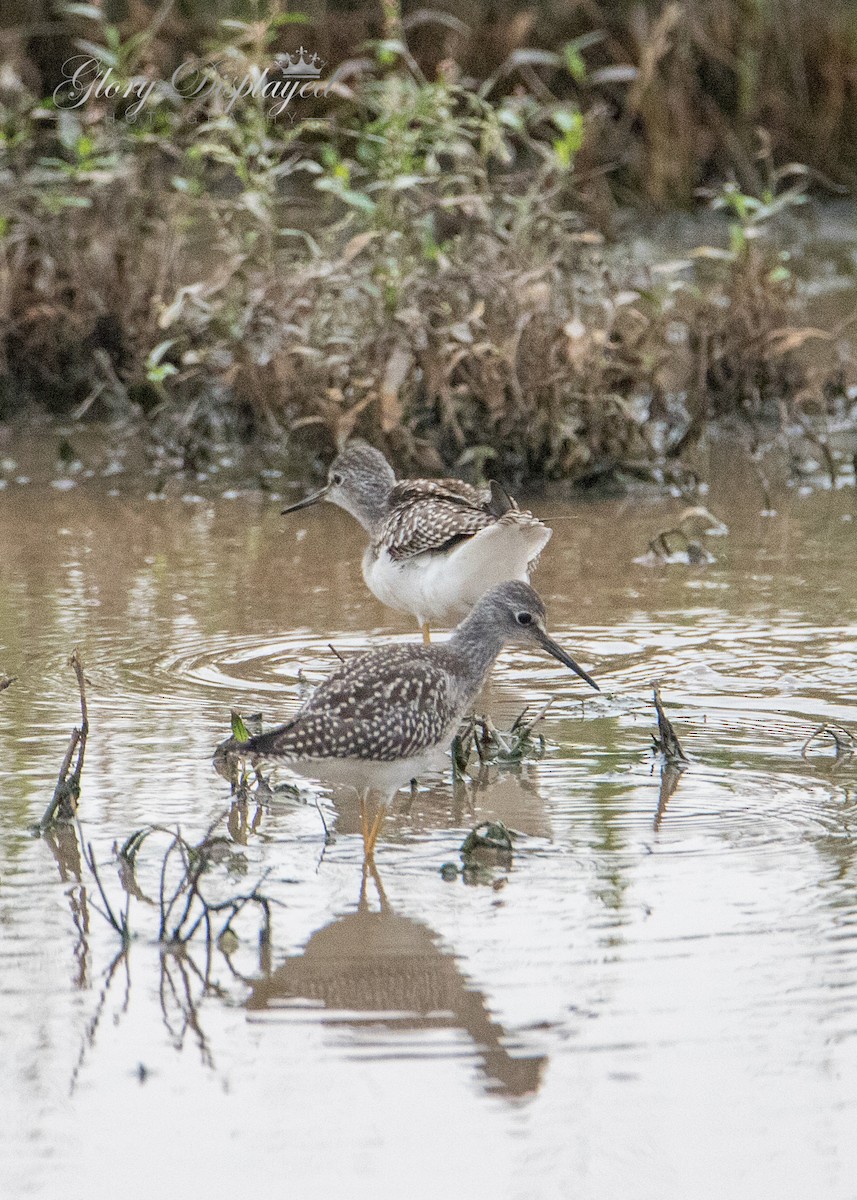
2, 1, 856, 487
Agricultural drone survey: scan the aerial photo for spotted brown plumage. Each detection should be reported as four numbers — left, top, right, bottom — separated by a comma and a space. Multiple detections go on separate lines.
370, 476, 526, 562
234, 582, 599, 767
246, 646, 465, 761
280, 441, 553, 632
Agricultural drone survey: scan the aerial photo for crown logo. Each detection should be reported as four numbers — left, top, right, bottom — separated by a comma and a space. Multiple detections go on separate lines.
279, 48, 324, 78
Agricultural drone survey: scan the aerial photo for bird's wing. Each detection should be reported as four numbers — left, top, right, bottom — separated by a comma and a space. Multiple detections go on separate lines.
390, 478, 520, 512
378, 480, 529, 561
379, 498, 497, 561
378, 477, 525, 560
392, 478, 489, 506
246, 648, 458, 761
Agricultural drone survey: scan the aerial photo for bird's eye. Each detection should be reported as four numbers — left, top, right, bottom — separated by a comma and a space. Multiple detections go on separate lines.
331, 472, 343, 486
516, 611, 533, 626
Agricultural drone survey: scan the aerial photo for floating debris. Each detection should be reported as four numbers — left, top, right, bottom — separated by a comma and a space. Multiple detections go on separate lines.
0, 675, 17, 693
640, 528, 714, 566
638, 505, 728, 565
461, 821, 515, 858
215, 711, 266, 789
441, 821, 516, 884
214, 715, 329, 847
676, 505, 730, 537
452, 703, 550, 776
800, 723, 855, 772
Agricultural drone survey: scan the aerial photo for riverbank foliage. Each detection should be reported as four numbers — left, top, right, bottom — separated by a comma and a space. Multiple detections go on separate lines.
1, 1, 855, 485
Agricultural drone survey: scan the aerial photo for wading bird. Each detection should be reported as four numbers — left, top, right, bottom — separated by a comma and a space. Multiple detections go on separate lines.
223, 582, 598, 859
281, 442, 552, 642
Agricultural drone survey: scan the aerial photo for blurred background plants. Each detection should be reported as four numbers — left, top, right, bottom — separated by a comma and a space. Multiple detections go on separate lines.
0, 0, 854, 484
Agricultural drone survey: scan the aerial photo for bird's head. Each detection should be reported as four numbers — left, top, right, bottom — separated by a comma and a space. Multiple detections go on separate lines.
473, 581, 599, 691
281, 441, 395, 531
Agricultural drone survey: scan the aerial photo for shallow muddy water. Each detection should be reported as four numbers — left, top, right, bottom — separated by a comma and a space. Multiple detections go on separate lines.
1, 441, 856, 1199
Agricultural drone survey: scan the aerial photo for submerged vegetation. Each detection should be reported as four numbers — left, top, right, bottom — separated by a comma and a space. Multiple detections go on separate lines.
1, 2, 856, 485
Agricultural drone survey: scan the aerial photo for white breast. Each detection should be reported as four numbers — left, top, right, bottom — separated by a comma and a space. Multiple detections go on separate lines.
363, 518, 552, 627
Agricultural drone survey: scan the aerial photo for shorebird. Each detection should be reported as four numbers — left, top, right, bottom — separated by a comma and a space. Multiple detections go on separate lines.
281, 442, 552, 642
223, 581, 598, 858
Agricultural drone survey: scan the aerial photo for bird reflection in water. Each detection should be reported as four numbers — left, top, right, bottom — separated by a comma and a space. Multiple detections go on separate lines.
246, 861, 548, 1099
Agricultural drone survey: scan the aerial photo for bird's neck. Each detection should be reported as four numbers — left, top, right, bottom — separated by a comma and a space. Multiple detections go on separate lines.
336, 479, 395, 535
447, 607, 506, 697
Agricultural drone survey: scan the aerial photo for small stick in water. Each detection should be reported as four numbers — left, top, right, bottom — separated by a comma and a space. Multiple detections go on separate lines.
39, 650, 89, 829
800, 723, 855, 771
651, 683, 689, 832
652, 683, 688, 764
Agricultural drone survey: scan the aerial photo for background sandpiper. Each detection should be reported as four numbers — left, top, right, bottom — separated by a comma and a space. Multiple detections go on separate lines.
282, 442, 552, 642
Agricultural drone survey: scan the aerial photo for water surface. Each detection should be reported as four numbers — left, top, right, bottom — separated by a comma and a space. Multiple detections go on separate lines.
1, 441, 856, 1199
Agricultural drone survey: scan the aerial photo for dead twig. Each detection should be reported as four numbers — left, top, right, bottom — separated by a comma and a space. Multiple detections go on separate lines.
800, 723, 855, 772
652, 683, 688, 764
80, 830, 131, 942
651, 684, 689, 829
39, 650, 89, 830
0, 675, 17, 692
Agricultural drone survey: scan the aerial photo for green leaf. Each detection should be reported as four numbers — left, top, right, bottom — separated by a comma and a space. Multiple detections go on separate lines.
767, 265, 791, 283
146, 363, 177, 384
375, 39, 405, 66
231, 711, 251, 742
56, 110, 82, 152
43, 194, 93, 210
563, 45, 587, 83
315, 176, 376, 213
339, 188, 377, 214
270, 12, 309, 26
218, 928, 240, 955
278, 227, 322, 256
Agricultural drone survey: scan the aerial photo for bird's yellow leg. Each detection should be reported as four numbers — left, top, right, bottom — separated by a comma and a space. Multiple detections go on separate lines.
360, 794, 370, 845
421, 622, 431, 645
364, 803, 388, 863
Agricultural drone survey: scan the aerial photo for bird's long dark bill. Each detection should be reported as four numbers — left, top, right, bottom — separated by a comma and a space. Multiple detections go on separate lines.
535, 629, 600, 691
281, 485, 329, 515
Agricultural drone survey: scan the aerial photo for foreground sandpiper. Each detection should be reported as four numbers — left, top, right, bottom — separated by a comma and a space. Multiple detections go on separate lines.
225, 581, 598, 858
281, 442, 552, 642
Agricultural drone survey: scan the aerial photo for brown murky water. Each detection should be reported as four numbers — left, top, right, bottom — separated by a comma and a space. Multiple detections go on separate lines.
1, 436, 856, 1199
